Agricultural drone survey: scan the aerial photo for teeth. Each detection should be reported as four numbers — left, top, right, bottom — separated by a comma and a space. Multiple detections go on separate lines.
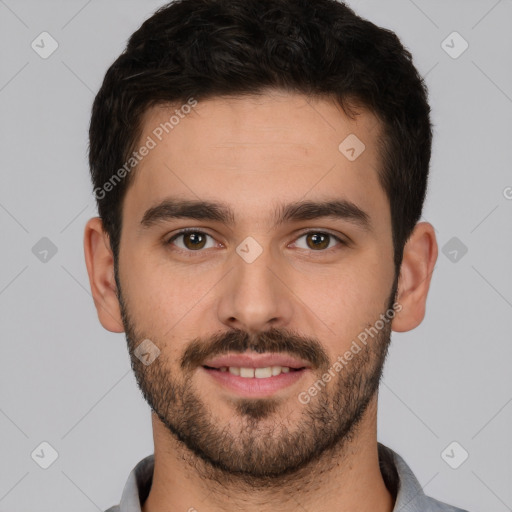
271, 366, 282, 376
255, 367, 272, 378
240, 367, 254, 378
217, 366, 296, 378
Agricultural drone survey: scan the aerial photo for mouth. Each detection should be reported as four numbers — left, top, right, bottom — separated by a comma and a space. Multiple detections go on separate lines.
200, 353, 311, 397
202, 364, 305, 377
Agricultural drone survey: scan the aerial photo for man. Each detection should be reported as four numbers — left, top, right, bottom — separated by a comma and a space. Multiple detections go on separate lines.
83, 0, 468, 510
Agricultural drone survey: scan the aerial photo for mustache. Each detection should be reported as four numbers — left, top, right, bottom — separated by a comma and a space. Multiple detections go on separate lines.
181, 327, 330, 372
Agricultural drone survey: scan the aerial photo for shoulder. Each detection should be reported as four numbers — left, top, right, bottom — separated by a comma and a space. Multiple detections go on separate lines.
423, 495, 470, 512
378, 443, 470, 512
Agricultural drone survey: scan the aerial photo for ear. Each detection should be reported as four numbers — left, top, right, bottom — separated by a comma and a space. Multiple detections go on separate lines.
83, 217, 124, 333
392, 222, 438, 332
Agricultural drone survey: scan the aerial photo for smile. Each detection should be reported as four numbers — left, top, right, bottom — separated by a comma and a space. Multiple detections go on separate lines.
203, 365, 304, 378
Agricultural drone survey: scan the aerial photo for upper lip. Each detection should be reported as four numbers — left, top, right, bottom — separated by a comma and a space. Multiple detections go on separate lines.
202, 353, 311, 370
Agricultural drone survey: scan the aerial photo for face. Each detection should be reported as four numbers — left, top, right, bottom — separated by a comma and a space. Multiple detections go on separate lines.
115, 91, 397, 482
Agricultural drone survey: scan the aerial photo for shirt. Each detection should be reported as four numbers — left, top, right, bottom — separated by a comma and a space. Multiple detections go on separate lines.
105, 443, 469, 512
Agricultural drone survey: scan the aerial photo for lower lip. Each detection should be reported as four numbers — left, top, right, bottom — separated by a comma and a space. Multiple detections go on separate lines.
201, 367, 309, 397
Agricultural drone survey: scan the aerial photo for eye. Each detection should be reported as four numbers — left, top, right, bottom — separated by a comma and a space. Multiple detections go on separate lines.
291, 231, 345, 251
165, 229, 346, 253
166, 229, 218, 251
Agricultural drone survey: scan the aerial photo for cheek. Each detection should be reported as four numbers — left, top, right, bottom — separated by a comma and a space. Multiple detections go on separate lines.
123, 253, 218, 332
291, 257, 392, 340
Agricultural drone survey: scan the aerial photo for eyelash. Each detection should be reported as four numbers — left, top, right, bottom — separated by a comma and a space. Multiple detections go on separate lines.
165, 228, 347, 254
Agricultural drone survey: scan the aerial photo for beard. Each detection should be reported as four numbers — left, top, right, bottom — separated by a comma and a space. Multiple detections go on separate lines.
116, 273, 398, 487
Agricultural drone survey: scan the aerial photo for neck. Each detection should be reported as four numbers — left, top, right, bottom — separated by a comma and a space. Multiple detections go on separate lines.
142, 396, 394, 512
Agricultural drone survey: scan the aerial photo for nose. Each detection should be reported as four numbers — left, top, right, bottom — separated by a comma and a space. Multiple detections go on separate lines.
216, 242, 294, 334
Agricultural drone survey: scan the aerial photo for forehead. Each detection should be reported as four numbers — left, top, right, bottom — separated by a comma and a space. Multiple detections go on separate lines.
123, 91, 388, 230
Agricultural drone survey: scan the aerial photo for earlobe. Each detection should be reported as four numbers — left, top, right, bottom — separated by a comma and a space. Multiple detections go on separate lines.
391, 222, 438, 333
83, 217, 125, 333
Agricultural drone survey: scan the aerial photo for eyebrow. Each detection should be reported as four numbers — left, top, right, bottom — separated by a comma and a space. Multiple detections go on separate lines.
140, 197, 372, 232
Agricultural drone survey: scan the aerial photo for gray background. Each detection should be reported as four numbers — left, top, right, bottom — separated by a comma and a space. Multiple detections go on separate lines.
0, 0, 511, 511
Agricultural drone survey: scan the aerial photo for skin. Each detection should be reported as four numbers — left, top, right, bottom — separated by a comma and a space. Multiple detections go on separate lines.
84, 90, 437, 512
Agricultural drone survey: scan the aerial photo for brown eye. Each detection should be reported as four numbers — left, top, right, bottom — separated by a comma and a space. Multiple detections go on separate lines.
306, 232, 330, 250
182, 232, 207, 250
293, 231, 344, 251
167, 230, 215, 251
